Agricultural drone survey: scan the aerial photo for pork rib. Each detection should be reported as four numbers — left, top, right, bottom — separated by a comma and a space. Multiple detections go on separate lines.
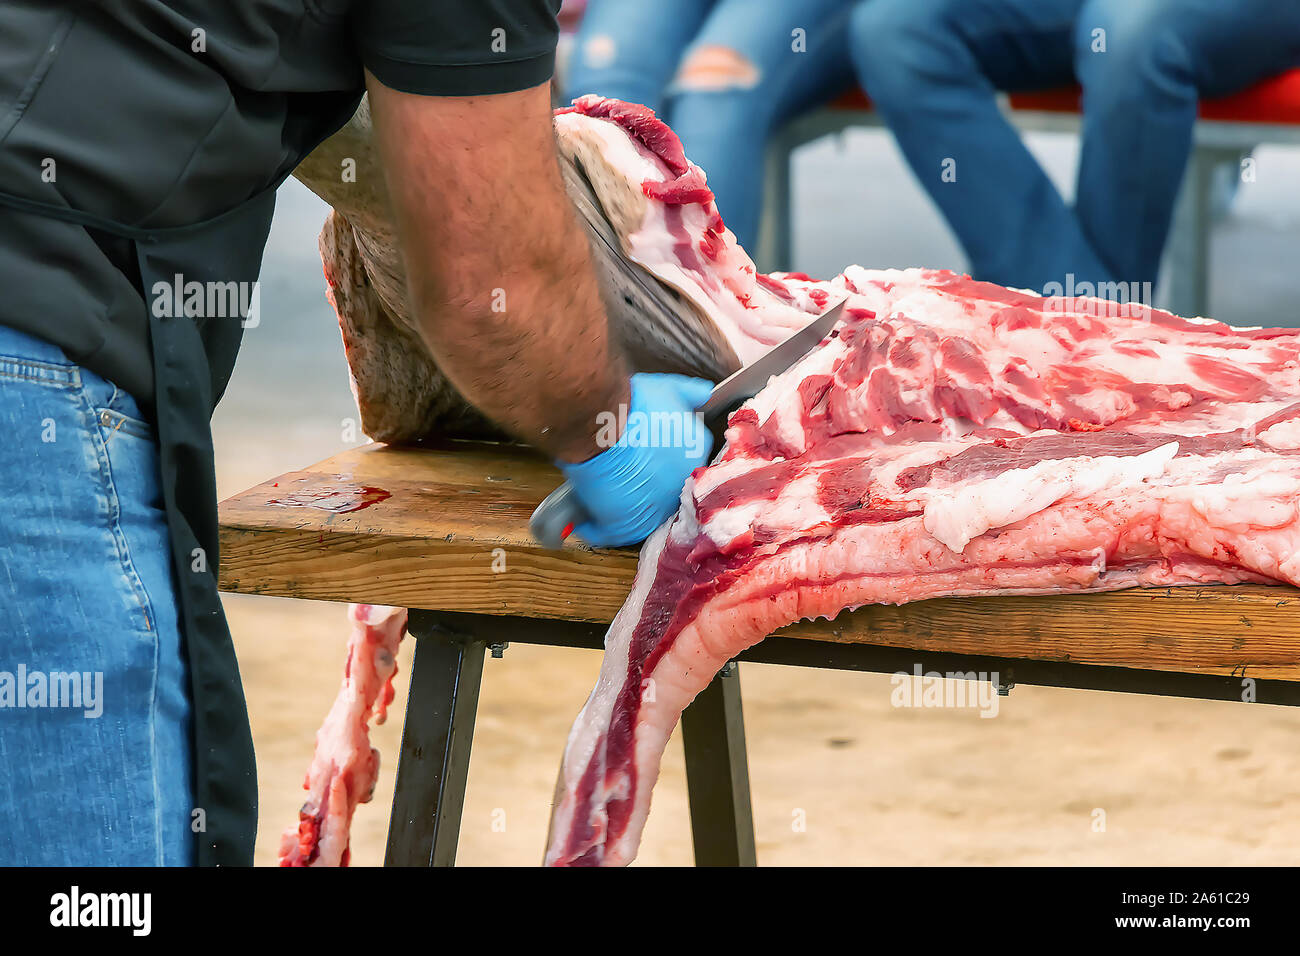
278, 604, 407, 866
544, 268, 1300, 866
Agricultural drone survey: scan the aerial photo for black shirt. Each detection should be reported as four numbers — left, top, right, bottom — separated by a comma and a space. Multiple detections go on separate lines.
0, 0, 561, 407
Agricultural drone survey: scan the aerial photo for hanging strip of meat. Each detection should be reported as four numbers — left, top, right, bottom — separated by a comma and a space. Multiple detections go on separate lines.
278, 604, 407, 866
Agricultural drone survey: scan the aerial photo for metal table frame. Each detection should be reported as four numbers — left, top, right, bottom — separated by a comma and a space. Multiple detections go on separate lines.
382, 609, 1300, 867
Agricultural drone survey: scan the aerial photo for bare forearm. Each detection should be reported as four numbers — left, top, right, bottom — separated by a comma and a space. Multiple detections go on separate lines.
367, 77, 629, 462
410, 179, 629, 461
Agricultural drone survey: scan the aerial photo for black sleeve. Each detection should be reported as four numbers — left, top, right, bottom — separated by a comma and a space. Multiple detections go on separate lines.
357, 1, 562, 96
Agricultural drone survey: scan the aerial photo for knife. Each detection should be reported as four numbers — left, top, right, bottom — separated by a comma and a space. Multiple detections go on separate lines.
529, 298, 848, 549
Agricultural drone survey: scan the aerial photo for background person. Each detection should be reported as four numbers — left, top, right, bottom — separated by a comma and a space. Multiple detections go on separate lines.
850, 0, 1300, 296
567, 0, 858, 249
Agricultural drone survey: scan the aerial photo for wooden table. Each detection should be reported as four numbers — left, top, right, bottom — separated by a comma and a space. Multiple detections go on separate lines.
219, 441, 1300, 865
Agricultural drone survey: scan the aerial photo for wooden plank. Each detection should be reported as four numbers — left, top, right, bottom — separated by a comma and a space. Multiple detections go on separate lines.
776, 587, 1300, 680
219, 442, 1300, 679
218, 441, 636, 620
219, 525, 637, 622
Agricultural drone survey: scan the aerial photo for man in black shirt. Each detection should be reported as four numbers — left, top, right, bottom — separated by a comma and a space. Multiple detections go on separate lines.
0, 1, 709, 865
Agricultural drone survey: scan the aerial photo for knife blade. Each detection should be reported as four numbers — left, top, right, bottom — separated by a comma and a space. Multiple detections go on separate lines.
695, 298, 847, 424
530, 297, 849, 549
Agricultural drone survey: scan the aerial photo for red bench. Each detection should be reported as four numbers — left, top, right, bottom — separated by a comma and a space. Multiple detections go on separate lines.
760, 69, 1300, 318
824, 70, 1300, 123
1007, 70, 1300, 125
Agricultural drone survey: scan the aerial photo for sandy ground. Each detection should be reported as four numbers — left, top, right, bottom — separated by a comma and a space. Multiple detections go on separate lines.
227, 592, 1300, 866
215, 135, 1300, 866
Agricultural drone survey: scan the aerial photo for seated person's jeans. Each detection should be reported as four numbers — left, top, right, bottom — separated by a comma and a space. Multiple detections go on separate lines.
851, 0, 1300, 294
0, 323, 194, 865
566, 0, 858, 250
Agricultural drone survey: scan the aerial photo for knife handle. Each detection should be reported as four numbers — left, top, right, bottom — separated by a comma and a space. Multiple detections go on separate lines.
530, 481, 588, 550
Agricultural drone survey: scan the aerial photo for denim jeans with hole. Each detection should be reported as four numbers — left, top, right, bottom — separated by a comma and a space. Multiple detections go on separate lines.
0, 323, 194, 865
565, 0, 859, 250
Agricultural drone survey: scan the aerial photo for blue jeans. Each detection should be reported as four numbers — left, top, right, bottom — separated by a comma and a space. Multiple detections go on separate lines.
0, 324, 195, 865
565, 0, 714, 112
851, 0, 1300, 292
566, 0, 859, 249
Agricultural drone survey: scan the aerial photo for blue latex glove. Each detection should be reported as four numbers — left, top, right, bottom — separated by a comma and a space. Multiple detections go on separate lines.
560, 372, 715, 547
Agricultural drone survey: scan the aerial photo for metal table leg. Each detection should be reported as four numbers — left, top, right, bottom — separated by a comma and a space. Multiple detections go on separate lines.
384, 618, 486, 866
757, 134, 795, 274
680, 661, 758, 866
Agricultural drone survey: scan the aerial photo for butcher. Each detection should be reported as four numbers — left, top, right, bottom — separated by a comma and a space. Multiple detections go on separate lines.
0, 1, 710, 865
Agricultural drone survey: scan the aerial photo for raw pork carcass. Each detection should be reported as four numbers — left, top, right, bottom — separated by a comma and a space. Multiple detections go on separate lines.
285, 95, 1300, 868
279, 604, 407, 866
544, 267, 1300, 865
281, 94, 811, 866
